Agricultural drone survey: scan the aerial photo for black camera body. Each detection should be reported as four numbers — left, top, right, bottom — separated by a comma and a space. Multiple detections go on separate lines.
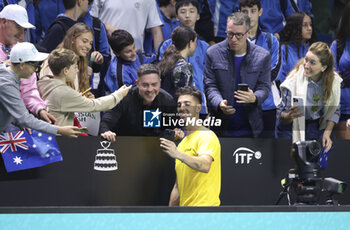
277, 140, 347, 205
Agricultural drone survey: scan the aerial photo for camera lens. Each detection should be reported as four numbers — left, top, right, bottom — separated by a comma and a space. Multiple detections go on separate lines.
307, 141, 321, 156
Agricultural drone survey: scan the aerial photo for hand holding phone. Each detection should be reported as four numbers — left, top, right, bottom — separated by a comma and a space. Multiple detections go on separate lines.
237, 83, 248, 91
292, 96, 304, 116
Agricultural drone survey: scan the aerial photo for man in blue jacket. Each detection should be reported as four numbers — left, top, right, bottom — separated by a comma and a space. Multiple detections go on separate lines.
204, 12, 270, 137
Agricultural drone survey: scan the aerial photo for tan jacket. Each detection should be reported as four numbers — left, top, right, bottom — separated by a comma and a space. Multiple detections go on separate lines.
38, 77, 123, 126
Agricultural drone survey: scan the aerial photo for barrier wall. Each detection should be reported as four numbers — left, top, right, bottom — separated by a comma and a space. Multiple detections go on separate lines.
0, 137, 348, 206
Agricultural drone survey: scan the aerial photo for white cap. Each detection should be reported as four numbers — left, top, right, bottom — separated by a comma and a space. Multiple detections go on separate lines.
0, 4, 35, 29
10, 42, 49, 63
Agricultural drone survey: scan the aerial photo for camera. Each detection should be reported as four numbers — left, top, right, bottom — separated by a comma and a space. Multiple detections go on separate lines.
276, 140, 347, 205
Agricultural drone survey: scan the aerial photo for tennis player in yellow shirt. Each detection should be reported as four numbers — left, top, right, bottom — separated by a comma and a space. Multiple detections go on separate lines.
160, 86, 221, 206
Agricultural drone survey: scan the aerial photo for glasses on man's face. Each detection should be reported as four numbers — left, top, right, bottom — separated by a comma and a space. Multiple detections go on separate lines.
225, 30, 248, 40
26, 62, 42, 77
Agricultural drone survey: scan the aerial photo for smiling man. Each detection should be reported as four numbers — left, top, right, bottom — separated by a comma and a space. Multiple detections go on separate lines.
204, 12, 271, 137
99, 64, 177, 141
160, 86, 221, 206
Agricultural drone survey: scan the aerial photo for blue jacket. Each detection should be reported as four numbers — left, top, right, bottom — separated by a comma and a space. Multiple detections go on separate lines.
158, 38, 210, 114
331, 37, 350, 115
104, 53, 156, 93
259, 0, 294, 34
212, 0, 240, 38
252, 30, 281, 110
276, 42, 309, 84
31, 0, 65, 43
204, 39, 271, 137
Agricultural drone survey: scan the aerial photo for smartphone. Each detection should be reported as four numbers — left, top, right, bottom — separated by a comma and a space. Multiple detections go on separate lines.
238, 83, 248, 91
162, 129, 175, 141
292, 97, 304, 115
79, 127, 90, 133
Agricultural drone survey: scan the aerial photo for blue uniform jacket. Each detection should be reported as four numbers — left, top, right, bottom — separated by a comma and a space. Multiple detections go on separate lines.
276, 41, 309, 84
104, 53, 156, 93
331, 36, 350, 115
253, 30, 281, 110
204, 39, 271, 137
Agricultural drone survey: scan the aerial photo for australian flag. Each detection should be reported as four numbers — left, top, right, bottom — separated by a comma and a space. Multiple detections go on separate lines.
0, 130, 63, 172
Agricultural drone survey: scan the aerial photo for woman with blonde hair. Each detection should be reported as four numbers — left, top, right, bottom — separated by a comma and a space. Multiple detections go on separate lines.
276, 42, 342, 152
40, 23, 103, 97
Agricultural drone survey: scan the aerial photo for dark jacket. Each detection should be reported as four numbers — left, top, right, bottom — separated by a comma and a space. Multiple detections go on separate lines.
36, 16, 77, 53
99, 86, 177, 136
204, 39, 271, 137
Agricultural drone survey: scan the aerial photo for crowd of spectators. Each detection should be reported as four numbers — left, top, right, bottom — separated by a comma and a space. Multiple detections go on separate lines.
1, 0, 350, 147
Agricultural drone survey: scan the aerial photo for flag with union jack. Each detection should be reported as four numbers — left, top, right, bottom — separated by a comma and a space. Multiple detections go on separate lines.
0, 130, 63, 172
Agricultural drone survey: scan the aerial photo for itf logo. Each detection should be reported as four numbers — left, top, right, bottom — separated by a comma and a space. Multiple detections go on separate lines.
143, 108, 162, 128
232, 147, 262, 165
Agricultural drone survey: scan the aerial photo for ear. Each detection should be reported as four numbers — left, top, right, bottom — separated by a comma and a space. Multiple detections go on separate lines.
196, 13, 200, 21
322, 66, 328, 72
19, 62, 25, 70
259, 8, 263, 17
63, 66, 69, 76
196, 103, 202, 113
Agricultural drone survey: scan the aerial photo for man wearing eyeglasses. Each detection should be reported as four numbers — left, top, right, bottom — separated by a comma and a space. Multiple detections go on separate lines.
0, 4, 56, 125
204, 12, 271, 137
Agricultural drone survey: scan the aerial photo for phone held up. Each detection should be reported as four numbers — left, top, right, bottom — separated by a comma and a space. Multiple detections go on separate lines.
162, 129, 175, 142
292, 96, 304, 116
237, 83, 248, 91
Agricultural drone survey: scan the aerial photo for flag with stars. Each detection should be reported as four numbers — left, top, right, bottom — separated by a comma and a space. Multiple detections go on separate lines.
0, 130, 62, 172
318, 146, 333, 169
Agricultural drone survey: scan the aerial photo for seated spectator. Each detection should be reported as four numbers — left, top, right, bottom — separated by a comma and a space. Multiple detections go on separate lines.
36, 0, 90, 53
99, 64, 177, 140
276, 42, 341, 153
239, 0, 281, 138
276, 12, 316, 85
37, 48, 130, 126
158, 0, 209, 114
144, 0, 180, 54
331, 2, 350, 139
104, 29, 156, 94
40, 23, 97, 95
158, 26, 196, 99
0, 4, 55, 124
0, 42, 83, 138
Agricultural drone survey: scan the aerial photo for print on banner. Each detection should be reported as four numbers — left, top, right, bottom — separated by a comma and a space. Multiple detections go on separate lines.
94, 141, 118, 171
232, 147, 263, 165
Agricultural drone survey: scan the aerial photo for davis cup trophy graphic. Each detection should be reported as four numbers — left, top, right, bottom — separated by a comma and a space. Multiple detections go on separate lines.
94, 141, 118, 171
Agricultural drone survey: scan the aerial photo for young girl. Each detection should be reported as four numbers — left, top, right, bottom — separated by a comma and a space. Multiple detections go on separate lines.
158, 26, 197, 99
276, 42, 342, 153
276, 12, 316, 85
40, 23, 103, 98
38, 48, 130, 126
